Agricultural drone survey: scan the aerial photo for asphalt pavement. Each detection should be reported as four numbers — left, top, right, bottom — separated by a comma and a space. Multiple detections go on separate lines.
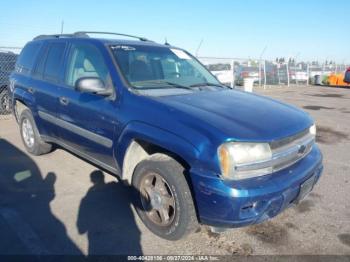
0, 85, 349, 256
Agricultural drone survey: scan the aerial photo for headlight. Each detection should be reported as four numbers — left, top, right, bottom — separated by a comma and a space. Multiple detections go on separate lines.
218, 142, 272, 180
218, 125, 316, 180
309, 124, 316, 136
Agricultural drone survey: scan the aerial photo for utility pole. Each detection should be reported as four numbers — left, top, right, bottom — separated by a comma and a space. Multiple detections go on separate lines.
306, 63, 310, 86
287, 63, 290, 87
195, 39, 203, 57
60, 20, 64, 34
230, 59, 235, 89
263, 60, 266, 88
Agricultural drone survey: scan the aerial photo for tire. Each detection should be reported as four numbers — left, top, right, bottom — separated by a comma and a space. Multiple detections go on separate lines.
132, 157, 198, 240
0, 87, 11, 115
19, 109, 52, 155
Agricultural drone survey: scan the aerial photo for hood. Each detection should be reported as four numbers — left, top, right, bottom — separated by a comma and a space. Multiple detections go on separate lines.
156, 90, 313, 142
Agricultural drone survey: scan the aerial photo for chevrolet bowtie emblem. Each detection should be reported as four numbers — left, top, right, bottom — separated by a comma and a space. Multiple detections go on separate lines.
298, 144, 307, 155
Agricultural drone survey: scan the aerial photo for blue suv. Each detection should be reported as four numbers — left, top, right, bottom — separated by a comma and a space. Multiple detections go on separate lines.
10, 32, 323, 240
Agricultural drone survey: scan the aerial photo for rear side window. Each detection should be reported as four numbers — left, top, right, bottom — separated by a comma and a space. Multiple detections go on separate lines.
33, 45, 48, 77
16, 42, 41, 74
43, 43, 66, 82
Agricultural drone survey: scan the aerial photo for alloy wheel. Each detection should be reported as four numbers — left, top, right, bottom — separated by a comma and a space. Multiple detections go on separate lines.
22, 118, 35, 148
139, 172, 176, 226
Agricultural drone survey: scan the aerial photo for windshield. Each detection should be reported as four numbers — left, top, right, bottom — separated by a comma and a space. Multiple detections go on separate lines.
110, 44, 222, 90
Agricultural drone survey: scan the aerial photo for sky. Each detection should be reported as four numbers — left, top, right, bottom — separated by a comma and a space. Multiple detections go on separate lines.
0, 0, 349, 62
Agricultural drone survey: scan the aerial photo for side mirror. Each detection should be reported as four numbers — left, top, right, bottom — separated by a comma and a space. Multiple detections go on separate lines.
344, 69, 350, 84
75, 77, 112, 96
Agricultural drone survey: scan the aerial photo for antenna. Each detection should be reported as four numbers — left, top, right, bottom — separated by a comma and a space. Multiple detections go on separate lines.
164, 37, 170, 45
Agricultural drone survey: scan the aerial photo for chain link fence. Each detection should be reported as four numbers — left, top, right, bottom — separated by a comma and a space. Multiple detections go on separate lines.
198, 56, 349, 89
0, 47, 20, 118
0, 45, 349, 119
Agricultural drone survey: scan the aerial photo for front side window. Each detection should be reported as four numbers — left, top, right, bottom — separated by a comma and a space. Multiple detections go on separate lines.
65, 43, 111, 88
110, 44, 222, 91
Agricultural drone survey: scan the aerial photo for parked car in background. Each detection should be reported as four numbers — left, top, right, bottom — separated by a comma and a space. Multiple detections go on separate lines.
235, 66, 259, 86
0, 51, 18, 114
291, 70, 309, 83
206, 63, 232, 86
11, 32, 323, 240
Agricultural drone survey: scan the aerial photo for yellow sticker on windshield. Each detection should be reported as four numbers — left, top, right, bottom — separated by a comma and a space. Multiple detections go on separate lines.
170, 49, 191, 60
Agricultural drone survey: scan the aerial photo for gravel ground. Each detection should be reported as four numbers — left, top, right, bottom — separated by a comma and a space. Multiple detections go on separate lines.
0, 85, 349, 257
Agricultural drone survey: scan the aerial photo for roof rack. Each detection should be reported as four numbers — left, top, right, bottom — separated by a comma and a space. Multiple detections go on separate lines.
33, 34, 76, 40
74, 31, 151, 41
33, 31, 151, 42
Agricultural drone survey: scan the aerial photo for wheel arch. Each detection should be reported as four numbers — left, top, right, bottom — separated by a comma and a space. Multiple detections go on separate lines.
13, 86, 36, 122
13, 98, 29, 122
116, 121, 199, 185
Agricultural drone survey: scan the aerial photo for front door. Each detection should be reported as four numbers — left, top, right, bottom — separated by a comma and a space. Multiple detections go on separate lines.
57, 42, 117, 170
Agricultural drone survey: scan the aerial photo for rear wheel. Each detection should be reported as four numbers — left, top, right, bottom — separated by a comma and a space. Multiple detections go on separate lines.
132, 156, 198, 240
0, 88, 11, 115
19, 109, 52, 155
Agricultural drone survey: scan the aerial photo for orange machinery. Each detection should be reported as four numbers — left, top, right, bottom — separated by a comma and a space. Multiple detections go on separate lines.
327, 68, 350, 87
327, 73, 350, 87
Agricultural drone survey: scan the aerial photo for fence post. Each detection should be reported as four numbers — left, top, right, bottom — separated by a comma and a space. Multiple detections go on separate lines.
263, 60, 267, 89
230, 60, 235, 89
259, 60, 262, 87
322, 61, 325, 76
286, 62, 290, 87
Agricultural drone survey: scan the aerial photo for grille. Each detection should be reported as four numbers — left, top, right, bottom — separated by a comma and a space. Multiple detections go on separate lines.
235, 128, 314, 173
271, 129, 314, 172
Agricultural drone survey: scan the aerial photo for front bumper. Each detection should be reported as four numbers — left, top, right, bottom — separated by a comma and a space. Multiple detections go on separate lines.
190, 145, 323, 228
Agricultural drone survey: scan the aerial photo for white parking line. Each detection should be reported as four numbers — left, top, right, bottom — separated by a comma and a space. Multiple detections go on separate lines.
0, 207, 49, 255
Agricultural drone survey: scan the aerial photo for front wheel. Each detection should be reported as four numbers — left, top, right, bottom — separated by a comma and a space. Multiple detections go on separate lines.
132, 157, 198, 240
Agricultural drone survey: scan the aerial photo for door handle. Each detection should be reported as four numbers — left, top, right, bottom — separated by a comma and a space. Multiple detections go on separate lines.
28, 87, 35, 94
59, 97, 69, 106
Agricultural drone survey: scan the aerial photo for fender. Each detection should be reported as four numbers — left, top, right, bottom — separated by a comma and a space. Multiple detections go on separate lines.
12, 87, 36, 119
116, 121, 200, 180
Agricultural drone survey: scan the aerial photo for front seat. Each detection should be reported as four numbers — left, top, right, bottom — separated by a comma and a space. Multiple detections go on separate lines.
129, 60, 153, 82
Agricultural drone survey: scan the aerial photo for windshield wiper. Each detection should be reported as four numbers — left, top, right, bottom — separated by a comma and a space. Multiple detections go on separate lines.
189, 82, 227, 88
133, 80, 192, 90
163, 81, 192, 90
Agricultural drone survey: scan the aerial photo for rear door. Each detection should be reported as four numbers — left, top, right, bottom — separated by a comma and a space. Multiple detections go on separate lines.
56, 41, 117, 170
31, 41, 67, 138
11, 41, 41, 116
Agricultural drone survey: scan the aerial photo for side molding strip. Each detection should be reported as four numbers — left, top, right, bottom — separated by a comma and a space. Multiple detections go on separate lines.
38, 111, 113, 148
41, 135, 120, 176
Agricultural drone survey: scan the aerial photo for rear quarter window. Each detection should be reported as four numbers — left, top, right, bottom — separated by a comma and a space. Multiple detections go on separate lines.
15, 42, 42, 74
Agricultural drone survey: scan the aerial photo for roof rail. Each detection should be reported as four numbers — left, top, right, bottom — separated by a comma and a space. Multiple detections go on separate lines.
33, 31, 152, 42
74, 31, 150, 41
33, 34, 77, 41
